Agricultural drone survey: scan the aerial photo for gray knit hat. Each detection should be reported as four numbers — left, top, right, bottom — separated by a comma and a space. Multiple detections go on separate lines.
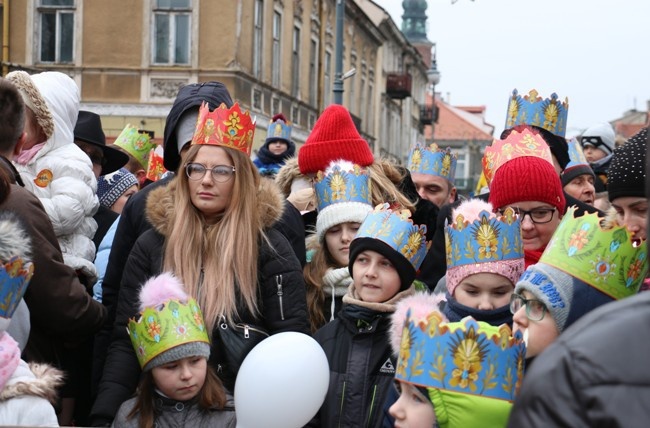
581, 122, 616, 156
144, 341, 211, 372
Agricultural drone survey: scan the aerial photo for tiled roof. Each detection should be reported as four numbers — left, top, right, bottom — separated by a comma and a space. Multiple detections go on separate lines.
425, 94, 495, 141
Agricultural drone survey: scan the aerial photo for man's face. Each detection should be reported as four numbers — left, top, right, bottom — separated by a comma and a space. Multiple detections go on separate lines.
410, 172, 455, 207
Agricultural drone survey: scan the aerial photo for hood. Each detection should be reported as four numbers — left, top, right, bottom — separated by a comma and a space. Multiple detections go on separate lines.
0, 361, 64, 404
146, 176, 285, 236
0, 211, 31, 262
274, 156, 303, 198
31, 72, 80, 158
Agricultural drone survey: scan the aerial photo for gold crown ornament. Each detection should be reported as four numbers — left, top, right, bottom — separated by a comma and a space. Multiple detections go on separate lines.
191, 102, 256, 155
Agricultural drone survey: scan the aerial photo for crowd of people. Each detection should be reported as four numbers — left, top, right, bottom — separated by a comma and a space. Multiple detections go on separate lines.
0, 72, 649, 428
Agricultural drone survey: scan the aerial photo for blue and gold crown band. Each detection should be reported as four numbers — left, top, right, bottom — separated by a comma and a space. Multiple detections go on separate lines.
541, 207, 648, 299
355, 203, 429, 271
396, 312, 525, 402
505, 89, 569, 138
314, 161, 372, 213
445, 207, 523, 269
266, 118, 292, 142
0, 257, 34, 320
407, 143, 457, 184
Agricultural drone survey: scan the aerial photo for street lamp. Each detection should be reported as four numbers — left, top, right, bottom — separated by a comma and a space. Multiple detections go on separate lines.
427, 44, 441, 140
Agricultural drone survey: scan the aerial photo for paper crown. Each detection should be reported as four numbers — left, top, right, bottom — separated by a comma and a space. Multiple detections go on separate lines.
314, 161, 372, 213
127, 297, 210, 369
0, 257, 34, 320
540, 207, 648, 299
482, 126, 554, 185
505, 89, 569, 138
113, 124, 157, 170
145, 148, 168, 182
266, 116, 292, 143
407, 143, 457, 183
395, 312, 525, 402
191, 102, 256, 155
355, 203, 429, 271
565, 137, 590, 169
445, 206, 523, 270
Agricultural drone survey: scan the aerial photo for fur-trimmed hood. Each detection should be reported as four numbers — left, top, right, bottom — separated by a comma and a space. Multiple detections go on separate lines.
0, 361, 63, 404
275, 156, 303, 198
146, 176, 285, 236
0, 211, 31, 262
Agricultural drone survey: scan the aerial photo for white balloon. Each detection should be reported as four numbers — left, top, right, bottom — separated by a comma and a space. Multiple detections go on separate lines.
235, 332, 329, 428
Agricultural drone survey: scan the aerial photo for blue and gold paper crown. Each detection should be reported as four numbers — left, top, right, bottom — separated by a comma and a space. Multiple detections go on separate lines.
541, 207, 648, 299
355, 203, 429, 271
314, 161, 372, 213
192, 102, 256, 156
127, 297, 210, 369
505, 89, 569, 138
407, 143, 457, 183
445, 206, 523, 269
565, 137, 590, 169
0, 257, 34, 320
266, 116, 292, 143
396, 312, 525, 402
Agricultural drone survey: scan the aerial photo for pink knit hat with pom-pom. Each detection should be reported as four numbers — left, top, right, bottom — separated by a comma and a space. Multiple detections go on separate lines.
389, 292, 447, 354
445, 199, 525, 296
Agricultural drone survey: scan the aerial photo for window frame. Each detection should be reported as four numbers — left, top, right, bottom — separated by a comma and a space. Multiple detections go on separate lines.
37, 0, 75, 64
152, 0, 192, 66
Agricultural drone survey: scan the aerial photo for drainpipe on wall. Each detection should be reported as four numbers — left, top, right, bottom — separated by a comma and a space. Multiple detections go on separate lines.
2, 0, 9, 76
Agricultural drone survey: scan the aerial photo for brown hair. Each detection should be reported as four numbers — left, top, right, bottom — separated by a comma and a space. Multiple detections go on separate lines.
0, 78, 26, 154
164, 144, 265, 330
367, 160, 415, 211
127, 363, 227, 427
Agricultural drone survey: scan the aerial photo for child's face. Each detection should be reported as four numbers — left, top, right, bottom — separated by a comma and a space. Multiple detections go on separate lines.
23, 107, 47, 150
352, 250, 400, 303
454, 272, 514, 310
151, 356, 208, 401
325, 222, 361, 267
389, 380, 436, 428
511, 290, 559, 358
583, 145, 608, 163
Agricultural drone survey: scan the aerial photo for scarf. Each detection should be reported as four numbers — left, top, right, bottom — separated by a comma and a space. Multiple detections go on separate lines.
0, 333, 21, 390
443, 292, 513, 327
322, 267, 354, 321
524, 248, 545, 268
590, 153, 613, 172
14, 142, 46, 165
342, 283, 415, 314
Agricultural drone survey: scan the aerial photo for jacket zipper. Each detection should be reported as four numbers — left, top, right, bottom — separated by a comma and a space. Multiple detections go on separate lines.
338, 381, 346, 428
366, 384, 378, 427
276, 274, 285, 320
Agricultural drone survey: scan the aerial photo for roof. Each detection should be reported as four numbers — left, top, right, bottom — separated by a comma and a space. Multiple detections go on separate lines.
426, 94, 495, 141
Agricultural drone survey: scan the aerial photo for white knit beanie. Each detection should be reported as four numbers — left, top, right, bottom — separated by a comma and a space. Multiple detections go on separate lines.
581, 122, 616, 155
314, 160, 373, 242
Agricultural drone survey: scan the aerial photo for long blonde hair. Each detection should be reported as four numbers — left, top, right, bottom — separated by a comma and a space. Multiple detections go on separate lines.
303, 235, 342, 332
164, 145, 265, 331
367, 159, 415, 211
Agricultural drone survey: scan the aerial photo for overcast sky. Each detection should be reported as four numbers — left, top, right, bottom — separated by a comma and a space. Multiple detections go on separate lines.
373, 0, 649, 137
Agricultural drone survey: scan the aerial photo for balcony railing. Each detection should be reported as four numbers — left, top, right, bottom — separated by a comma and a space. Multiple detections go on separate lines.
386, 73, 412, 99
420, 106, 434, 125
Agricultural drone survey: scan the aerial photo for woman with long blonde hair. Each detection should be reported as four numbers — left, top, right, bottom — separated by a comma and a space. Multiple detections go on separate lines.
94, 103, 309, 422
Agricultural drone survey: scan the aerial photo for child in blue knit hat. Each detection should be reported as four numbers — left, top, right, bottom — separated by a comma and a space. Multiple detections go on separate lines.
97, 167, 139, 214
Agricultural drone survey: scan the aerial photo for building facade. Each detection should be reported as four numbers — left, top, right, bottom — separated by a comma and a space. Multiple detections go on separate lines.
1, 0, 428, 160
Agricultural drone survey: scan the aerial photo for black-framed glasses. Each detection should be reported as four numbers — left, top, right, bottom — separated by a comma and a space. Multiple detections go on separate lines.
509, 293, 547, 321
185, 163, 236, 183
500, 207, 556, 224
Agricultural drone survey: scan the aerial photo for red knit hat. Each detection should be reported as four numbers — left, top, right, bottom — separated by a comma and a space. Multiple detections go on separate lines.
489, 156, 566, 214
298, 105, 374, 174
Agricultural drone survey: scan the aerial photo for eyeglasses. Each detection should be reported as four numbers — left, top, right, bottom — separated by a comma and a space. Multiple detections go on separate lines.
185, 163, 236, 183
509, 293, 547, 321
500, 207, 557, 224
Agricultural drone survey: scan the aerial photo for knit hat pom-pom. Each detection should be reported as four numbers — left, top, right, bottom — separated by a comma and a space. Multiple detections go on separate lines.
452, 199, 495, 223
389, 293, 447, 354
139, 272, 188, 311
271, 113, 288, 124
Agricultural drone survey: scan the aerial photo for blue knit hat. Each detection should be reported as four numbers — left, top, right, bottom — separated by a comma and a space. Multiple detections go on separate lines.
97, 167, 138, 209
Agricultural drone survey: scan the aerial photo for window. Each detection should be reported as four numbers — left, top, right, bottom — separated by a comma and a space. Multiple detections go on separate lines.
153, 0, 191, 65
455, 150, 469, 189
308, 39, 318, 106
252, 88, 263, 111
253, 0, 264, 78
39, 0, 75, 63
291, 26, 301, 98
323, 51, 331, 107
272, 11, 282, 87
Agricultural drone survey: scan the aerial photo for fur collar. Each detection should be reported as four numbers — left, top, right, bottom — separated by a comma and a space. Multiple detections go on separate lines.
0, 362, 64, 404
146, 176, 285, 237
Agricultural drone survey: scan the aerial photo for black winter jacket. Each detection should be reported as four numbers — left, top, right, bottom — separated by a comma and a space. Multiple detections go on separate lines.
91, 178, 309, 426
507, 291, 650, 427
308, 303, 398, 428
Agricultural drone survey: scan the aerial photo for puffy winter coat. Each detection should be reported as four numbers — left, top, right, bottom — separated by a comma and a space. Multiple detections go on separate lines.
308, 303, 400, 428
13, 72, 99, 281
113, 392, 236, 428
92, 178, 310, 425
0, 361, 62, 426
507, 291, 650, 427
